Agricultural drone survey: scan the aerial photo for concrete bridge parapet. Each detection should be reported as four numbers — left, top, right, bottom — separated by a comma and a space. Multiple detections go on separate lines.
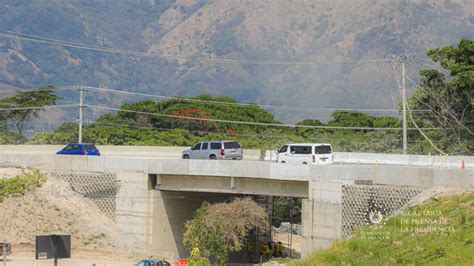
0, 152, 472, 260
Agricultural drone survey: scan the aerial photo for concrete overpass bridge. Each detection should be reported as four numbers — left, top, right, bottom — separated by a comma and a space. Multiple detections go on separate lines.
1, 146, 473, 260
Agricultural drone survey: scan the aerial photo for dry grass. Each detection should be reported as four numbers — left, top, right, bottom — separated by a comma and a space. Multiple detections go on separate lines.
183, 197, 269, 264
205, 198, 269, 250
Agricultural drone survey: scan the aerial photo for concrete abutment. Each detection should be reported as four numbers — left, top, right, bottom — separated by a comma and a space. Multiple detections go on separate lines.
4, 152, 471, 260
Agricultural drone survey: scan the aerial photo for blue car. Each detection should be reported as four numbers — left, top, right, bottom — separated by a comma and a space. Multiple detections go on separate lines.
134, 259, 171, 266
56, 144, 101, 156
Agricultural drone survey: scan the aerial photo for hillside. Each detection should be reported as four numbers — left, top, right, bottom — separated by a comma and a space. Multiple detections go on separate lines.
293, 190, 474, 265
0, 0, 473, 122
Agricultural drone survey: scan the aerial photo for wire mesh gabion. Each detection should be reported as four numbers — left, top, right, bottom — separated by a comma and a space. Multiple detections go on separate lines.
49, 172, 118, 219
341, 184, 423, 239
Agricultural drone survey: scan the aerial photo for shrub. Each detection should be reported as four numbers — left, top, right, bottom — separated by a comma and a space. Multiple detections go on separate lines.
0, 169, 47, 202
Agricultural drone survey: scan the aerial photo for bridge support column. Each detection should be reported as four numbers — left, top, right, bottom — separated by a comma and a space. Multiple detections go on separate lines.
115, 172, 154, 251
301, 180, 342, 257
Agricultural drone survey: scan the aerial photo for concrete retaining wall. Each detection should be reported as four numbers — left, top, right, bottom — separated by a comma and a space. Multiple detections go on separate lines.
115, 172, 154, 251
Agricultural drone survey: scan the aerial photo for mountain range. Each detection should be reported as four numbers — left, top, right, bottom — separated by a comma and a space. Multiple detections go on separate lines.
0, 0, 473, 123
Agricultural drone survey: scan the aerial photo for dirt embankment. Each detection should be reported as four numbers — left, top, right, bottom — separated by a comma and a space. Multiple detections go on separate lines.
0, 169, 124, 250
1, 168, 127, 251
0, 167, 178, 263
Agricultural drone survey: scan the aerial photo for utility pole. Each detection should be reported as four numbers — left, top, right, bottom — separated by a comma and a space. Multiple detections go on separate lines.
2, 241, 7, 266
400, 54, 408, 155
78, 87, 86, 144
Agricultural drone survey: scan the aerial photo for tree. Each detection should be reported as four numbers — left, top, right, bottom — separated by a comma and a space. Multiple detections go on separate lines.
183, 198, 268, 265
408, 39, 473, 154
0, 86, 60, 140
272, 197, 302, 226
0, 124, 21, 144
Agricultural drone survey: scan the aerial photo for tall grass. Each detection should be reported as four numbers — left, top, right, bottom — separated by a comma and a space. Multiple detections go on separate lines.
0, 169, 47, 202
293, 193, 474, 265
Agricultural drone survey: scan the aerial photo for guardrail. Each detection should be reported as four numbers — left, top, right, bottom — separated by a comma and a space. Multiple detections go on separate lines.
263, 150, 472, 168
0, 145, 471, 169
0, 145, 263, 160
332, 152, 473, 168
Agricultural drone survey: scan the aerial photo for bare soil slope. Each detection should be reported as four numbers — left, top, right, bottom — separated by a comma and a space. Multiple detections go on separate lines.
0, 171, 130, 251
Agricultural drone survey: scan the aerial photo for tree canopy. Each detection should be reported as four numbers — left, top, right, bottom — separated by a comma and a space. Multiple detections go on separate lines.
0, 86, 59, 140
183, 198, 268, 265
29, 94, 408, 153
408, 39, 473, 154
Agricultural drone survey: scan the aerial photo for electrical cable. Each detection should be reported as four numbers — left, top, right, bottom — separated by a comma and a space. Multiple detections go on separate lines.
72, 86, 431, 113
0, 29, 392, 65
85, 104, 441, 131
86, 120, 414, 142
0, 104, 77, 111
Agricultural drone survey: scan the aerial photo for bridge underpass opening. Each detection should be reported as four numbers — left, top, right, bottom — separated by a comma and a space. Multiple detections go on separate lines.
151, 189, 303, 263
47, 170, 440, 261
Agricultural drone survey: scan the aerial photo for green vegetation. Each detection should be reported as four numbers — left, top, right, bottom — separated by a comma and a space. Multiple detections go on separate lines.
28, 95, 406, 152
273, 197, 302, 226
83, 233, 107, 246
407, 39, 473, 154
0, 86, 59, 140
0, 124, 21, 144
0, 41, 472, 155
183, 198, 268, 265
0, 169, 47, 202
293, 192, 474, 265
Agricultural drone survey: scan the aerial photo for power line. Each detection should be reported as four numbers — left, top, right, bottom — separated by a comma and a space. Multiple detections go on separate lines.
0, 29, 392, 66
87, 121, 286, 139
0, 119, 424, 143
3, 120, 78, 125
0, 87, 77, 95
85, 104, 441, 131
92, 121, 434, 143
2, 84, 432, 114
0, 104, 77, 112
0, 102, 438, 132
63, 86, 430, 113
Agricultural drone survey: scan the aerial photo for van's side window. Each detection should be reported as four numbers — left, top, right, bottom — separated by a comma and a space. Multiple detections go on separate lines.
278, 145, 288, 153
202, 142, 209, 150
210, 142, 222, 150
290, 146, 311, 154
315, 145, 332, 154
192, 143, 201, 150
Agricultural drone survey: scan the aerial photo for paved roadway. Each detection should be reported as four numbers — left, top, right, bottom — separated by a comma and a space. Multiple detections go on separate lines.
3, 256, 134, 266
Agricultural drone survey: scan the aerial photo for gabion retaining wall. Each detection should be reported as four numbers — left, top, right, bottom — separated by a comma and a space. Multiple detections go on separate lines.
341, 184, 423, 239
49, 172, 118, 219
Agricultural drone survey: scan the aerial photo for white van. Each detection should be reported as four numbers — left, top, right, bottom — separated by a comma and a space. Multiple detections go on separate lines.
276, 143, 333, 165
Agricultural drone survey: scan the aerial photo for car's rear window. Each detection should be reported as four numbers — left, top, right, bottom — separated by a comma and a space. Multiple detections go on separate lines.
224, 142, 241, 149
314, 145, 332, 154
210, 142, 222, 149
85, 145, 98, 150
290, 145, 312, 154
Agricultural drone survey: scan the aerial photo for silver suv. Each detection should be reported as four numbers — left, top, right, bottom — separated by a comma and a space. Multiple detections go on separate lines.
182, 141, 243, 160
